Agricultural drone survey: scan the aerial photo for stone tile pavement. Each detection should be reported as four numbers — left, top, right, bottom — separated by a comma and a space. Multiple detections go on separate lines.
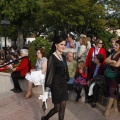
0, 91, 120, 120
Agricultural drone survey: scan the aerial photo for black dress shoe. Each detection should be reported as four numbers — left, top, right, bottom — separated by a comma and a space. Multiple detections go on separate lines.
76, 95, 81, 102
41, 116, 45, 120
91, 102, 96, 108
13, 89, 22, 93
11, 88, 17, 91
85, 99, 92, 103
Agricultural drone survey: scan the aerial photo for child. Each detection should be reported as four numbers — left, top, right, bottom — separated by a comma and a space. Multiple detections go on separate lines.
74, 61, 87, 101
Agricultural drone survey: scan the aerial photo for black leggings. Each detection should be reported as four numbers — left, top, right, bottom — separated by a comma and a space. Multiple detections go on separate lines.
45, 101, 66, 120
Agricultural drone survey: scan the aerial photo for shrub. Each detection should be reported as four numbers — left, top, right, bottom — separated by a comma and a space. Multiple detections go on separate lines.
28, 43, 37, 68
32, 37, 52, 57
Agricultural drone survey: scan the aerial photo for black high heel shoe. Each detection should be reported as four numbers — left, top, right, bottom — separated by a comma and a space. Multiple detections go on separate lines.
85, 98, 92, 103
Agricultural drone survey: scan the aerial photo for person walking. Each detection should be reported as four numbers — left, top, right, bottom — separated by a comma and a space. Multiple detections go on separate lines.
41, 32, 69, 120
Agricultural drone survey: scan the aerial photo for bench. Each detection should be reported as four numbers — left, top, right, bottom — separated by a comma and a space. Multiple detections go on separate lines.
0, 72, 43, 95
68, 88, 85, 102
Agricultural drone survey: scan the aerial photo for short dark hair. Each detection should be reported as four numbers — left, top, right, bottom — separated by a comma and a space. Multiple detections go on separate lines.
37, 48, 46, 57
116, 39, 120, 45
69, 34, 75, 40
95, 54, 104, 63
94, 39, 102, 45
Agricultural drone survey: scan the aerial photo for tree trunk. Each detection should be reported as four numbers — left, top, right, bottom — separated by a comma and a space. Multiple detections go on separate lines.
17, 20, 23, 50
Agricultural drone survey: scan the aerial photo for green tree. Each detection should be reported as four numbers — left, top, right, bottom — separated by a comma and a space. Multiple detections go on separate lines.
41, 0, 106, 35
28, 43, 37, 67
103, 0, 120, 30
0, 0, 42, 49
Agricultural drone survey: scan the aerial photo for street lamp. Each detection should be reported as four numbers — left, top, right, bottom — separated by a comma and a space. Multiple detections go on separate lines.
0, 20, 10, 60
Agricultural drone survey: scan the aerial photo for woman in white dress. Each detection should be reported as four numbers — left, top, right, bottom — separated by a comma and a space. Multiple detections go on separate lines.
24, 48, 47, 99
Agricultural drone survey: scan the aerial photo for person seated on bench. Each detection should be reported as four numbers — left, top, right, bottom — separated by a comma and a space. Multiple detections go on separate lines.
25, 48, 47, 99
11, 49, 30, 93
66, 52, 77, 90
74, 60, 88, 102
86, 54, 105, 108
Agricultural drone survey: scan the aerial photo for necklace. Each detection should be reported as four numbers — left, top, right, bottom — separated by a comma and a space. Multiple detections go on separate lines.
56, 52, 66, 72
56, 52, 63, 61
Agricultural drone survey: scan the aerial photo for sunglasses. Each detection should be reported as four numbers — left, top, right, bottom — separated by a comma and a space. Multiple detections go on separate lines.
99, 42, 103, 44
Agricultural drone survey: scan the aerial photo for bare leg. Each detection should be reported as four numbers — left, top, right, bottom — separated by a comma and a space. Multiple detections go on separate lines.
24, 80, 33, 99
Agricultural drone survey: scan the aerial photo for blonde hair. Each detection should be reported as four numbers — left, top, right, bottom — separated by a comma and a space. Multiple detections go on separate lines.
81, 37, 88, 47
111, 37, 119, 42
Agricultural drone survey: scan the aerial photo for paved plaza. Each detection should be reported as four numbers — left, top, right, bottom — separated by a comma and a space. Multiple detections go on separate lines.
0, 91, 120, 120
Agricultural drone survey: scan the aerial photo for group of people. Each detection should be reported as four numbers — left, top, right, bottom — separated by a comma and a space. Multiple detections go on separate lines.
66, 35, 120, 118
3, 32, 120, 120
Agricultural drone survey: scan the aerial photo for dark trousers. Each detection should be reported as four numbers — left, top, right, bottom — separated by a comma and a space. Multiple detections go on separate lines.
11, 71, 24, 90
86, 84, 99, 103
93, 84, 99, 102
74, 84, 89, 100
74, 84, 83, 97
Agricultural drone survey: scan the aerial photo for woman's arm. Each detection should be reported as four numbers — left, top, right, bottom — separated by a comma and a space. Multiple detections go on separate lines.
109, 58, 120, 67
42, 61, 47, 74
45, 56, 54, 87
105, 55, 116, 64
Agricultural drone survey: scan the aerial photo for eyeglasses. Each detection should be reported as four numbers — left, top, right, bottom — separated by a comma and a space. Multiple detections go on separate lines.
36, 52, 41, 54
99, 43, 103, 44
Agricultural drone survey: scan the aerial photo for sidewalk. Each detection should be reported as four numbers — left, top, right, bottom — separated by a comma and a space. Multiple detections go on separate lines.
0, 91, 119, 120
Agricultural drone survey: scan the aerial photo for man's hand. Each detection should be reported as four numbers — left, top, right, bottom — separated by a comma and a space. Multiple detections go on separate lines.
12, 68, 16, 71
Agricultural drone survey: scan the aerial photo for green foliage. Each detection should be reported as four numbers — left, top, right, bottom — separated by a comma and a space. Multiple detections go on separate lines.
0, 0, 119, 49
32, 37, 52, 58
47, 32, 54, 42
97, 30, 116, 50
1, 0, 38, 21
0, 0, 43, 49
41, 0, 107, 34
28, 43, 37, 67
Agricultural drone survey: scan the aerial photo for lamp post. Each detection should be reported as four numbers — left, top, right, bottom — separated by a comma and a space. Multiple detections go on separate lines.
0, 20, 10, 60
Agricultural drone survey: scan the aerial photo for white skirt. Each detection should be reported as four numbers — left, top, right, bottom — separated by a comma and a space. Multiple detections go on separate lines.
25, 70, 45, 86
